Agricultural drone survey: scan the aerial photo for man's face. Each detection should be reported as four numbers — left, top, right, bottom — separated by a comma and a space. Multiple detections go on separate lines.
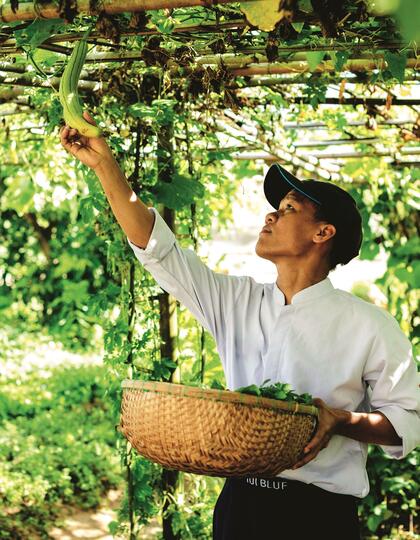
255, 189, 325, 262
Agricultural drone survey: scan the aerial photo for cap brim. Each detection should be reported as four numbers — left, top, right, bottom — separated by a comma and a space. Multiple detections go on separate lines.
263, 163, 321, 209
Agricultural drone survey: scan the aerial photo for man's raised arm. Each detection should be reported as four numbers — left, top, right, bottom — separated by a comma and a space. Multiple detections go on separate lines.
60, 111, 154, 248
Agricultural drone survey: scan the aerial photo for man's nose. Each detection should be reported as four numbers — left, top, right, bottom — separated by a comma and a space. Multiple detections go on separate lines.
265, 210, 279, 224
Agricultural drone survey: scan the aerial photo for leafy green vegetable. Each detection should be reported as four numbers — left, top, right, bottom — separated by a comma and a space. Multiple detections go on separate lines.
206, 379, 313, 404
235, 380, 313, 405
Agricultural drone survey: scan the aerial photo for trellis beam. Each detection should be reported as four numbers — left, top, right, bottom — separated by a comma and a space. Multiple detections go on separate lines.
290, 96, 420, 106
0, 74, 99, 92
304, 147, 420, 159
224, 149, 340, 178
229, 74, 420, 88
292, 138, 382, 148
392, 161, 420, 168
0, 20, 248, 49
284, 119, 418, 129
229, 58, 419, 76
0, 74, 417, 109
0, 63, 94, 81
0, 106, 30, 116
74, 51, 419, 70
226, 149, 420, 164
0, 0, 243, 22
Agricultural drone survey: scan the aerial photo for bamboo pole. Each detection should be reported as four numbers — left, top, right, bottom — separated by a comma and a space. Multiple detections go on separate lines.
392, 160, 420, 168
68, 52, 420, 79
304, 147, 420, 159
0, 107, 30, 116
0, 62, 94, 82
193, 50, 418, 68
1, 19, 247, 47
223, 149, 341, 179
228, 73, 420, 88
283, 119, 417, 129
229, 58, 419, 76
292, 137, 382, 148
0, 62, 27, 74
228, 149, 420, 163
0, 70, 417, 109
64, 51, 418, 69
0, 86, 25, 99
291, 96, 420, 106
0, 73, 99, 91
1, 28, 413, 57
0, 0, 244, 22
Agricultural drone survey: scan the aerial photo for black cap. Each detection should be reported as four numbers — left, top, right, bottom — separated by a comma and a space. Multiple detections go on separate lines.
264, 163, 363, 266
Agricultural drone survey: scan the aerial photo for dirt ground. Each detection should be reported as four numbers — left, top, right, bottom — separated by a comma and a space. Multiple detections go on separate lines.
48, 489, 162, 540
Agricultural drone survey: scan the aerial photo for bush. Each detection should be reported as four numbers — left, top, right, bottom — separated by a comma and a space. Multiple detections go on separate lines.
359, 446, 419, 539
0, 362, 123, 539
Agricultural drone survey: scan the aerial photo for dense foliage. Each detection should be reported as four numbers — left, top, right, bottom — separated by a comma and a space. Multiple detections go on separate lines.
0, 352, 123, 539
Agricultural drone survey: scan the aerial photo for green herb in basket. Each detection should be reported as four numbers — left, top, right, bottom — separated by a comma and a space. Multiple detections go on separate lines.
235, 379, 313, 405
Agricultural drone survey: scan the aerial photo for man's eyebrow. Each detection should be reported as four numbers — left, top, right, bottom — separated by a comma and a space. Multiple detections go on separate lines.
283, 193, 304, 203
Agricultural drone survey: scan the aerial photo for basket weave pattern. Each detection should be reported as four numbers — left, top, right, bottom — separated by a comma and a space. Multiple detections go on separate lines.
120, 380, 318, 477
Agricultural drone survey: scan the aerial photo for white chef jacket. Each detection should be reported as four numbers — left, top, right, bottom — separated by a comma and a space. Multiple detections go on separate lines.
128, 208, 420, 498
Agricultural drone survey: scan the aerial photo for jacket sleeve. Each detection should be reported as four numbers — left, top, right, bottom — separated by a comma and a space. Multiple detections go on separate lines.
363, 316, 420, 459
127, 208, 246, 342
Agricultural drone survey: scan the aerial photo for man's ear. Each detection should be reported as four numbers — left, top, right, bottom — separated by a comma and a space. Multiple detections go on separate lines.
313, 224, 336, 244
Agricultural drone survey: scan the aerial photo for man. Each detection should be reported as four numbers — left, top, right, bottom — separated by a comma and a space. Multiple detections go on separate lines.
61, 114, 419, 540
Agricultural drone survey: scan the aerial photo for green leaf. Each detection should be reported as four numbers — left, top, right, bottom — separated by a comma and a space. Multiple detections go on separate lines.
334, 51, 350, 71
235, 384, 261, 396
291, 22, 304, 33
14, 18, 64, 49
396, 0, 420, 41
366, 0, 399, 15
150, 174, 205, 209
240, 1, 287, 32
298, 0, 313, 12
1, 175, 35, 214
384, 51, 407, 83
108, 521, 119, 536
210, 380, 225, 390
32, 48, 61, 69
0, 295, 13, 310
306, 51, 325, 71
360, 241, 380, 261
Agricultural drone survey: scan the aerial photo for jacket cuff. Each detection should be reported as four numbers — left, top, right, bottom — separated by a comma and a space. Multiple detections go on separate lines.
375, 405, 420, 459
127, 208, 176, 264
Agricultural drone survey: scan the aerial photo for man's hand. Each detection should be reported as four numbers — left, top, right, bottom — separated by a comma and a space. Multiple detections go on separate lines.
291, 398, 348, 470
291, 398, 403, 470
60, 111, 114, 171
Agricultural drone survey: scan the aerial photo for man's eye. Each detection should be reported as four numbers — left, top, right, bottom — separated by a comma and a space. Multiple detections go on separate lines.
277, 204, 294, 215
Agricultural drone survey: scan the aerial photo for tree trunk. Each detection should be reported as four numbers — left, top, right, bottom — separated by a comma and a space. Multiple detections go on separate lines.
157, 120, 181, 540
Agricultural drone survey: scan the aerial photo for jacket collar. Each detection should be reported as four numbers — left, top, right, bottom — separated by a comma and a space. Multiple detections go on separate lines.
274, 277, 335, 306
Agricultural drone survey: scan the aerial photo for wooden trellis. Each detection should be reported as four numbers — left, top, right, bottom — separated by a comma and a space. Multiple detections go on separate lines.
0, 0, 418, 173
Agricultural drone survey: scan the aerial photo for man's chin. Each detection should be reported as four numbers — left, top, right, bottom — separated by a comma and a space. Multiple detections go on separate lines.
255, 242, 272, 262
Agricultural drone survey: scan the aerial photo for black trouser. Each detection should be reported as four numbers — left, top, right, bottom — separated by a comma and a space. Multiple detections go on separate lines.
213, 477, 361, 540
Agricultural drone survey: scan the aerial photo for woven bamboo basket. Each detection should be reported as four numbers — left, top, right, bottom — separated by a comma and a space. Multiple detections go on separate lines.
119, 380, 318, 477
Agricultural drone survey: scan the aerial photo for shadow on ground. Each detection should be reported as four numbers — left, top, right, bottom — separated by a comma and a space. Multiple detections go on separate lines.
48, 489, 162, 539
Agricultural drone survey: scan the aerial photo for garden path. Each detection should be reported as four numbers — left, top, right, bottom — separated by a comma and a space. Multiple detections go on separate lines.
48, 489, 161, 540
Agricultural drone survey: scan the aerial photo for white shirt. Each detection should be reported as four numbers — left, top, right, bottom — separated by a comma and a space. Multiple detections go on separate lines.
128, 208, 420, 498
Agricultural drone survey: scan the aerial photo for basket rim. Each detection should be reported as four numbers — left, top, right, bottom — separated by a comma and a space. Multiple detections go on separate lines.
121, 379, 318, 417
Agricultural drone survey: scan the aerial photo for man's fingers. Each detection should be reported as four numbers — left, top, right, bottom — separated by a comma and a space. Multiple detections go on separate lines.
292, 447, 319, 469
82, 110, 96, 126
293, 434, 332, 469
304, 426, 328, 453
293, 444, 322, 469
60, 124, 69, 142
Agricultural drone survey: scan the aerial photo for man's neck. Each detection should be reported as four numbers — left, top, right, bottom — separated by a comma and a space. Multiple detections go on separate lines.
275, 262, 329, 305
